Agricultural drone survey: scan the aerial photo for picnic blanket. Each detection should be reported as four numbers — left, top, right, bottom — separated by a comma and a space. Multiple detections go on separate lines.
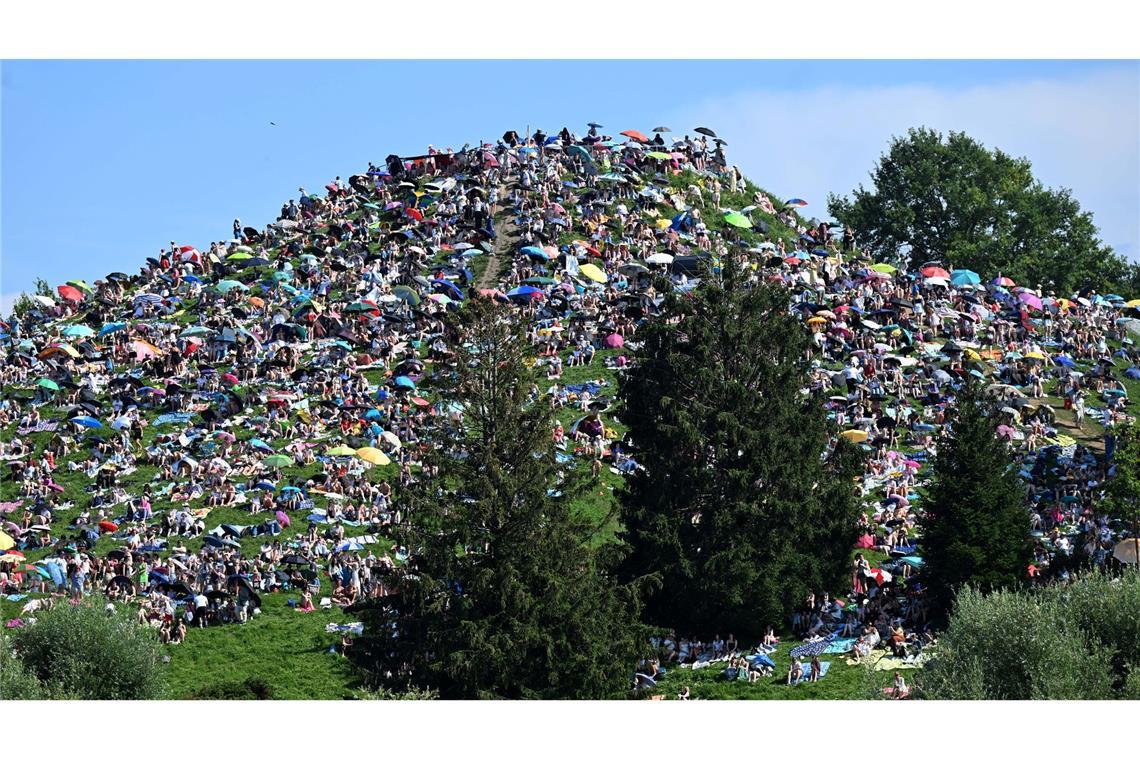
790, 661, 831, 684
17, 421, 59, 434
325, 622, 364, 635
873, 654, 927, 671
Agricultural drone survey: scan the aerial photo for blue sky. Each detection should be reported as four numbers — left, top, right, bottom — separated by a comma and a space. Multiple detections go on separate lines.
2, 60, 1137, 312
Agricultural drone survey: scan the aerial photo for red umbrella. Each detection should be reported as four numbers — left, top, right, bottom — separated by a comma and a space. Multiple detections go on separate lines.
221, 373, 239, 385
99, 521, 119, 533
57, 284, 84, 302
620, 129, 649, 143
920, 266, 950, 279
405, 208, 424, 222
410, 396, 429, 407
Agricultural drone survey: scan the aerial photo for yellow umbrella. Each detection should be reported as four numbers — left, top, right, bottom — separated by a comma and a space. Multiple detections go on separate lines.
839, 430, 869, 444
1024, 351, 1048, 361
870, 263, 897, 274
1127, 299, 1140, 308
964, 348, 982, 362
807, 316, 826, 325
578, 263, 608, 283
0, 553, 22, 563
656, 219, 672, 230
0, 530, 14, 551
356, 447, 391, 466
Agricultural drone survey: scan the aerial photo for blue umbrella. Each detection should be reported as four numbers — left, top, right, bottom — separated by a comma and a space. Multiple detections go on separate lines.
432, 279, 464, 300
506, 285, 542, 300
365, 409, 383, 420
250, 439, 274, 452
254, 480, 276, 491
394, 375, 416, 390
99, 322, 128, 337
950, 269, 981, 286
70, 415, 103, 428
521, 246, 549, 261
1055, 356, 1077, 368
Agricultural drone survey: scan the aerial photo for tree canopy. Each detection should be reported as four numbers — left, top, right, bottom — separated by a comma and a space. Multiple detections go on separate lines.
617, 259, 862, 637
828, 127, 1132, 294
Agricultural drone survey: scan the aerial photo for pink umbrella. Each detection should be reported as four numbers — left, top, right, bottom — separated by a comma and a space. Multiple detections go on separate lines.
1018, 291, 1043, 311
997, 424, 1016, 440
215, 431, 236, 442
221, 373, 239, 385
903, 460, 921, 470
275, 511, 291, 529
605, 334, 624, 348
0, 501, 21, 514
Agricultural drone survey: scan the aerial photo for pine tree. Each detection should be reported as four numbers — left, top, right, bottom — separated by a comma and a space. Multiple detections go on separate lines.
354, 296, 651, 699
922, 381, 1033, 615
617, 258, 862, 637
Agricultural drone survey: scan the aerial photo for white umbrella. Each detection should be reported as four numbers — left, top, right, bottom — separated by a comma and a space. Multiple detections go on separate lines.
646, 253, 674, 266
1113, 538, 1140, 566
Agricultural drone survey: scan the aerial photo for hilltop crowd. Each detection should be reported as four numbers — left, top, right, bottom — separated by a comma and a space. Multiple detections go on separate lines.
2, 123, 1138, 689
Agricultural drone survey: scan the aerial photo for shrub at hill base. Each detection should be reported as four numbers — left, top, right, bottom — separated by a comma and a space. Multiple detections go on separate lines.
919, 571, 1140, 699
9, 600, 167, 700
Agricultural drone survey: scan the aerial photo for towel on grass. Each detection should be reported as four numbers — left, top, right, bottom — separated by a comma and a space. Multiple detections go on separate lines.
790, 661, 831, 684
873, 654, 926, 671
824, 637, 857, 654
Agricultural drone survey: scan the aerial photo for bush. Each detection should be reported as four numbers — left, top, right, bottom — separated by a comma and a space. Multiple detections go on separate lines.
920, 571, 1140, 699
10, 600, 167, 700
1, 630, 48, 699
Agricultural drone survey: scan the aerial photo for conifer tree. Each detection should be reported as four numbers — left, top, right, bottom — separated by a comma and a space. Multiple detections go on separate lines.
355, 296, 650, 698
617, 259, 862, 637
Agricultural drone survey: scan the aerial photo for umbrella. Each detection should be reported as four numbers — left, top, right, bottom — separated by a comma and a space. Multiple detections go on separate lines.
920, 266, 950, 279
216, 280, 249, 293
328, 444, 357, 456
605, 334, 624, 348
950, 269, 981, 286
35, 378, 60, 392
99, 521, 119, 533
645, 151, 672, 160
99, 322, 129, 337
723, 211, 753, 229
645, 253, 674, 266
784, 198, 808, 207
57, 284, 85, 302
870, 263, 897, 274
70, 415, 103, 428
578, 263, 608, 283
694, 127, 717, 138
356, 447, 391, 466
839, 429, 869, 444
1019, 291, 1043, 311
392, 286, 421, 306
61, 324, 95, 339
263, 454, 293, 468
1113, 538, 1140, 566
393, 376, 416, 390
620, 129, 649, 143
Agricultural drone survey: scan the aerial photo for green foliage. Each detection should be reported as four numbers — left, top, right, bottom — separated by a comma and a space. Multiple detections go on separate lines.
0, 630, 49, 699
828, 127, 1127, 293
8, 278, 54, 319
1103, 421, 1140, 533
922, 382, 1033, 615
617, 258, 862, 637
10, 600, 168, 699
355, 684, 440, 700
354, 296, 652, 699
921, 572, 1140, 699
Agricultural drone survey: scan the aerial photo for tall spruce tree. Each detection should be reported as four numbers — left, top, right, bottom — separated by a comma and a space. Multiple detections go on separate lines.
617, 259, 862, 637
353, 296, 651, 699
922, 382, 1033, 615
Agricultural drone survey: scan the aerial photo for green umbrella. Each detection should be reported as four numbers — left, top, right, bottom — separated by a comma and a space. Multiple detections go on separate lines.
179, 326, 216, 338
392, 286, 421, 306
523, 277, 556, 285
645, 151, 672, 160
263, 454, 292, 468
36, 378, 60, 392
328, 445, 357, 456
227, 252, 253, 260
723, 211, 753, 229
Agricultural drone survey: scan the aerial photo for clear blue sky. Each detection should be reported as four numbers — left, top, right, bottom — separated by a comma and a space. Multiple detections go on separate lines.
3, 60, 1137, 312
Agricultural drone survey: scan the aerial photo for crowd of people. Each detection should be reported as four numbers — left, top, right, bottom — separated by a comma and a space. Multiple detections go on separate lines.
2, 121, 1138, 696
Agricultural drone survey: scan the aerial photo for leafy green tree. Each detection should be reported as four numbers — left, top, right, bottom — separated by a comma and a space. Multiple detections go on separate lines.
354, 296, 651, 699
1103, 421, 1140, 571
919, 585, 1112, 700
828, 127, 1126, 293
0, 630, 48, 699
10, 600, 167, 699
616, 258, 862, 637
8, 277, 55, 319
922, 382, 1033, 615
921, 571, 1140, 699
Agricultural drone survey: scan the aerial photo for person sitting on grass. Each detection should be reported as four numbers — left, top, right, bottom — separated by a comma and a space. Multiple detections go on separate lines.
809, 655, 822, 682
787, 656, 804, 686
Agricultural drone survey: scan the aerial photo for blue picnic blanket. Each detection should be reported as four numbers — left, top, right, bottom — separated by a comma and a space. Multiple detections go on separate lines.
792, 661, 831, 684
823, 638, 856, 654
